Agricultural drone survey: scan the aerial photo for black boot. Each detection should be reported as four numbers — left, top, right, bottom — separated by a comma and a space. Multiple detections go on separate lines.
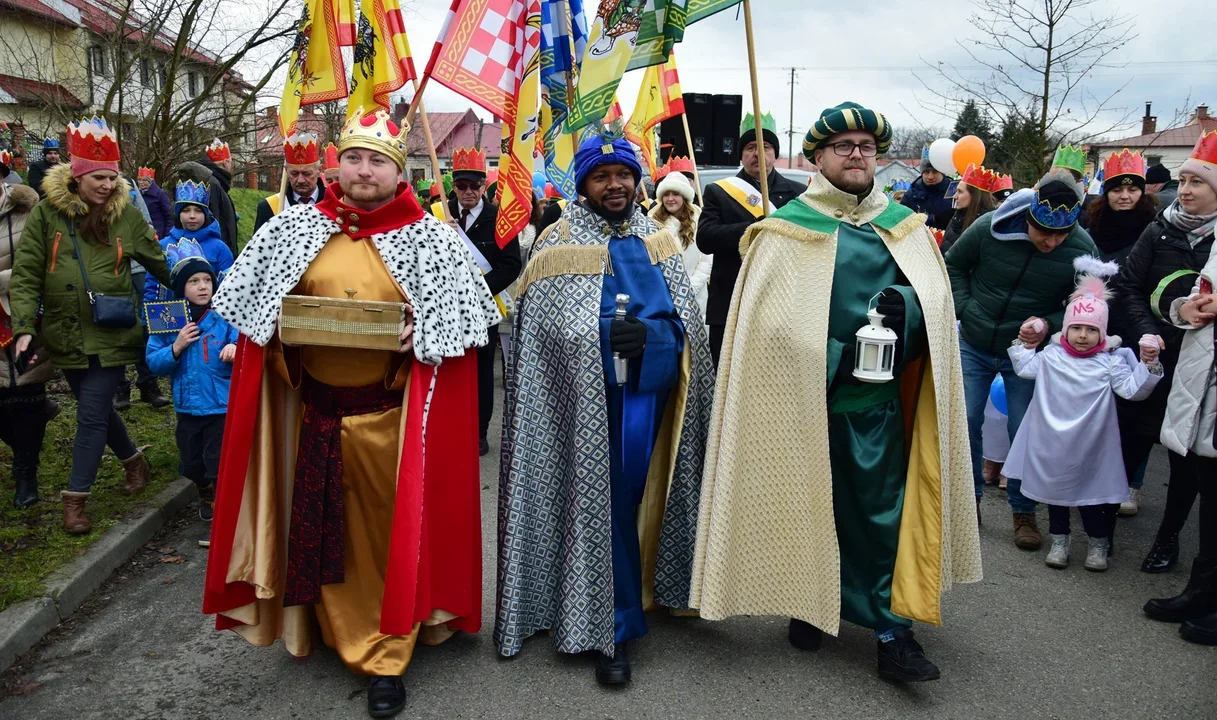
595, 643, 631, 686
1144, 558, 1217, 623
1180, 609, 1217, 646
877, 629, 941, 682
479, 437, 490, 457
1141, 533, 1180, 574
113, 383, 132, 411
788, 618, 822, 651
13, 468, 38, 508
198, 482, 216, 522
366, 675, 406, 718
137, 380, 171, 409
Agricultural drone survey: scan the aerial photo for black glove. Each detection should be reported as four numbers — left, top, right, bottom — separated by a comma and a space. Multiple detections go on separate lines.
610, 316, 647, 359
875, 288, 906, 331
834, 343, 863, 387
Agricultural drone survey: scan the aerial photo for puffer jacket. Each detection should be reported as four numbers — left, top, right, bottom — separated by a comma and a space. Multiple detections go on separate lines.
0, 183, 55, 388
945, 188, 1099, 356
8, 164, 171, 369
1160, 256, 1216, 457
143, 220, 234, 303
145, 307, 238, 416
900, 176, 953, 229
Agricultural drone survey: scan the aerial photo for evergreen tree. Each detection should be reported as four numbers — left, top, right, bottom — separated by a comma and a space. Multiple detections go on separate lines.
951, 100, 995, 146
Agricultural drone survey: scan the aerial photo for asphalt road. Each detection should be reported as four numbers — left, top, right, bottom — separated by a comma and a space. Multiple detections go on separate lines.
3, 391, 1215, 720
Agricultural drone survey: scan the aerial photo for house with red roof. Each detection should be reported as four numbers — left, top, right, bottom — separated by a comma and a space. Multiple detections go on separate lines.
1091, 103, 1216, 172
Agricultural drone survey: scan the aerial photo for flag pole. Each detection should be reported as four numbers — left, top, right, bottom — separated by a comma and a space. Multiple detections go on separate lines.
741, 0, 770, 214
680, 112, 704, 205
411, 78, 448, 221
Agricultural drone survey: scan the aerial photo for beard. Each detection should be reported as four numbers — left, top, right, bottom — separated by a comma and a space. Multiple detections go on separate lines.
823, 163, 874, 195
586, 193, 633, 223
342, 179, 396, 205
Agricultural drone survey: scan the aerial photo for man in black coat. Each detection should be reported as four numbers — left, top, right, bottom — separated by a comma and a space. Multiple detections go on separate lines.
696, 116, 804, 365
197, 140, 240, 255
900, 156, 953, 230
447, 150, 522, 455
25, 138, 62, 197
253, 134, 328, 233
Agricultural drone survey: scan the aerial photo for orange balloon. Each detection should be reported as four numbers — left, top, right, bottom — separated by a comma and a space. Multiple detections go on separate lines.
953, 135, 985, 173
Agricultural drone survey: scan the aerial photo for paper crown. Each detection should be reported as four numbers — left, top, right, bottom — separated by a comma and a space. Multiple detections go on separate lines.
1030, 193, 1083, 230
67, 117, 120, 163
162, 236, 207, 271
339, 107, 408, 169
1189, 129, 1217, 165
43, 138, 59, 149
174, 179, 210, 209
1051, 144, 1086, 174
921, 145, 931, 160
283, 132, 319, 166
1102, 148, 1147, 182
740, 112, 777, 136
0, 150, 11, 167
667, 155, 695, 175
993, 173, 1014, 193
890, 178, 911, 193
961, 164, 1001, 194
204, 138, 231, 163
322, 142, 339, 170
137, 167, 155, 179
452, 146, 487, 175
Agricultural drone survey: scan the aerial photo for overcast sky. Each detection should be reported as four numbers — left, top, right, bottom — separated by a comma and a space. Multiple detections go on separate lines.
245, 0, 1213, 145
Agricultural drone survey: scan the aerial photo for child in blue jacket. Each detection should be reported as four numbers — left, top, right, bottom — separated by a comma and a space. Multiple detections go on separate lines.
144, 179, 234, 303
146, 257, 239, 520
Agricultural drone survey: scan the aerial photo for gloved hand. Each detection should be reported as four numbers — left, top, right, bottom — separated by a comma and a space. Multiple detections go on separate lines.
834, 343, 863, 387
876, 288, 906, 331
610, 316, 647, 359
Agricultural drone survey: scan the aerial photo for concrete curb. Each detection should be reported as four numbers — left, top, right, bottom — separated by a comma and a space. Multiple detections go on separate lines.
0, 477, 196, 672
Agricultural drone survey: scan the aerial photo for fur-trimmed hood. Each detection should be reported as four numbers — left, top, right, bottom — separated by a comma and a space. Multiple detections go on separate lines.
41, 162, 132, 223
0, 183, 39, 216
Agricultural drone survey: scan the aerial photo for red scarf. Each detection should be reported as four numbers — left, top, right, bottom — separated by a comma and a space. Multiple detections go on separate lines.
1060, 335, 1106, 358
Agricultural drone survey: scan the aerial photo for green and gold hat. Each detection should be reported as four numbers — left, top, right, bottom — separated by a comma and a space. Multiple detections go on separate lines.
803, 101, 892, 160
1051, 144, 1086, 175
739, 112, 780, 158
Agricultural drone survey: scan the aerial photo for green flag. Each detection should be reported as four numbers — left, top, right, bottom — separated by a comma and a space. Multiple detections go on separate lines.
686, 0, 741, 25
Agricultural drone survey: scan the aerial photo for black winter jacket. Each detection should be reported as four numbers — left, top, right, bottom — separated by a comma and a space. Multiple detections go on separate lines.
900, 176, 952, 229
253, 180, 327, 234
695, 168, 804, 327
196, 155, 239, 255
448, 199, 522, 299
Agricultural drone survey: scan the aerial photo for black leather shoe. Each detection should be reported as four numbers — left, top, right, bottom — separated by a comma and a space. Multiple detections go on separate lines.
367, 675, 406, 718
138, 380, 171, 409
595, 643, 631, 686
13, 471, 38, 508
877, 629, 941, 682
479, 438, 490, 457
113, 384, 132, 411
1141, 534, 1180, 574
1144, 558, 1217, 623
1181, 609, 1217, 646
788, 618, 822, 651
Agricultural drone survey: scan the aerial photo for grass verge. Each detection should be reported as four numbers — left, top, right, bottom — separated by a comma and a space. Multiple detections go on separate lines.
230, 187, 271, 251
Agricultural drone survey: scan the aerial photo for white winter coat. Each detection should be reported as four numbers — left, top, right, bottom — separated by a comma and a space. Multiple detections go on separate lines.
1161, 257, 1217, 458
649, 203, 710, 321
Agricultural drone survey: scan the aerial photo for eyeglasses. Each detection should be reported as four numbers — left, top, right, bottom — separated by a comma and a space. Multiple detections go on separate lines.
824, 141, 878, 157
454, 181, 483, 191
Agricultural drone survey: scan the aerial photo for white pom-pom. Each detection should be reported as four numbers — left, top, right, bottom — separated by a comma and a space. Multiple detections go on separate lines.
1073, 255, 1119, 279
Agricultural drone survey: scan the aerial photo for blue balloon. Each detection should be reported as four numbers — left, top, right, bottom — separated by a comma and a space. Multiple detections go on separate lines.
532, 171, 547, 192
989, 375, 1008, 415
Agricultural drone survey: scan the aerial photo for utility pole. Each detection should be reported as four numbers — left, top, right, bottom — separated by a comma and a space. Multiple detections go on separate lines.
787, 67, 797, 168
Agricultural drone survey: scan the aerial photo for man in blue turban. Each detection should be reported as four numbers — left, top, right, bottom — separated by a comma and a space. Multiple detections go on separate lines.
495, 134, 716, 686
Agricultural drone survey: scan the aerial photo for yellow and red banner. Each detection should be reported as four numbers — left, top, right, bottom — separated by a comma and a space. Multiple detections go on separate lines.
625, 51, 684, 176
494, 2, 542, 249
280, 0, 348, 136
347, 0, 417, 119
334, 0, 357, 46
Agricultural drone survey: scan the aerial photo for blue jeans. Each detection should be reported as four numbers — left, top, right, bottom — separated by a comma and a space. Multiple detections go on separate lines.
959, 338, 1038, 514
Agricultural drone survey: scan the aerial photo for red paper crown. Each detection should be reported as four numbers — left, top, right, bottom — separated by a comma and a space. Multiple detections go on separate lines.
1102, 148, 1147, 181
67, 117, 120, 163
667, 156, 695, 175
137, 167, 155, 179
961, 164, 1000, 194
284, 132, 319, 166
1190, 130, 1217, 165
322, 142, 339, 170
204, 138, 231, 163
452, 146, 487, 175
993, 173, 1014, 193
0, 150, 11, 167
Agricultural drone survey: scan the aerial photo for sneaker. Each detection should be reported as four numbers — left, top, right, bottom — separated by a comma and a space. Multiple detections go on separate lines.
876, 629, 940, 682
1084, 536, 1109, 572
198, 483, 216, 522
1045, 533, 1071, 568
1118, 488, 1140, 517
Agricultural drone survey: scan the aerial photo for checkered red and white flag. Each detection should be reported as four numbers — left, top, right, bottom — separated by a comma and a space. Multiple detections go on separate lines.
423, 0, 535, 121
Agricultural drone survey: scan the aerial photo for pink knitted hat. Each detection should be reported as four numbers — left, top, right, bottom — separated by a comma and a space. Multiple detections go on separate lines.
1064, 256, 1120, 340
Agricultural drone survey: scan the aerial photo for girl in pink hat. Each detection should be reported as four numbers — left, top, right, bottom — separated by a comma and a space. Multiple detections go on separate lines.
1003, 256, 1165, 571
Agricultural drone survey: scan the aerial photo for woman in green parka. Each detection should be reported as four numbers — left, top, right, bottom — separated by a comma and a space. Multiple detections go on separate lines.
9, 117, 170, 534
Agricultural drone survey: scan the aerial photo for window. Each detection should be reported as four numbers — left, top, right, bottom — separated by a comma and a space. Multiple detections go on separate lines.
1146, 154, 1163, 167
158, 62, 168, 90
88, 45, 108, 76
140, 58, 152, 86
188, 72, 200, 98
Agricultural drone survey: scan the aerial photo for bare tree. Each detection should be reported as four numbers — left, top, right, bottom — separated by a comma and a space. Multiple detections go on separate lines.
887, 124, 948, 160
917, 0, 1136, 178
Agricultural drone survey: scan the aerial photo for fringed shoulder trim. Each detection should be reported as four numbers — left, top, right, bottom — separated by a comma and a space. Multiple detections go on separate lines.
887, 212, 928, 241
516, 244, 609, 298
533, 218, 571, 253
739, 217, 833, 257
644, 228, 682, 264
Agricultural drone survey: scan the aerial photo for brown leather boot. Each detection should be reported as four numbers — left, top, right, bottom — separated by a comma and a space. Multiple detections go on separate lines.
120, 452, 150, 495
1013, 512, 1042, 551
62, 491, 92, 534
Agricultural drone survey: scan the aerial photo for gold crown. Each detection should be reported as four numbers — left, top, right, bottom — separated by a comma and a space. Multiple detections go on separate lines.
339, 107, 409, 169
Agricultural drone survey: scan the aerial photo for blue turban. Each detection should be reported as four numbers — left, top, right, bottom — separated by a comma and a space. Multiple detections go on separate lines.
574, 136, 641, 195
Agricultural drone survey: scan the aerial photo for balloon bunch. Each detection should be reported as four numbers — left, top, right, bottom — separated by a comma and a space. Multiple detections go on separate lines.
927, 135, 987, 177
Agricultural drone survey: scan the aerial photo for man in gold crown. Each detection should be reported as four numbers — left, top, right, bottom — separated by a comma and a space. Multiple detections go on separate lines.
203, 108, 500, 718
445, 146, 521, 456
254, 132, 328, 233
690, 102, 981, 682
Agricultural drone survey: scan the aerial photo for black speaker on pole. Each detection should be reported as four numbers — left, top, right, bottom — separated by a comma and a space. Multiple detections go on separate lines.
684, 93, 714, 164
711, 94, 743, 166
658, 116, 685, 165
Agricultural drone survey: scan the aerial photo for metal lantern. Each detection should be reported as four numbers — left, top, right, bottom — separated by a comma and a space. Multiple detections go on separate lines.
853, 296, 898, 384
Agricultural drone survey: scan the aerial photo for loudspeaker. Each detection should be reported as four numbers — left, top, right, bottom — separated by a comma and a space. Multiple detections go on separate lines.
711, 94, 743, 166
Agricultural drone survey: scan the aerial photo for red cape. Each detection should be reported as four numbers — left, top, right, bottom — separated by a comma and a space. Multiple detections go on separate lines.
202, 336, 481, 636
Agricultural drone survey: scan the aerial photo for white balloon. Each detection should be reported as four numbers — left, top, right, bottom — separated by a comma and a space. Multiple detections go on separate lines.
928, 138, 957, 176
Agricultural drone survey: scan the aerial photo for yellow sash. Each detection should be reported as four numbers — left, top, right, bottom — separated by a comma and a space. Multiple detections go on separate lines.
713, 177, 764, 219
266, 194, 281, 215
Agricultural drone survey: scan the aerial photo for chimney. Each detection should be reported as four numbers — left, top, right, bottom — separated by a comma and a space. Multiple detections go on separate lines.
266, 106, 278, 121
393, 101, 408, 125
1141, 102, 1156, 135
1196, 104, 1210, 122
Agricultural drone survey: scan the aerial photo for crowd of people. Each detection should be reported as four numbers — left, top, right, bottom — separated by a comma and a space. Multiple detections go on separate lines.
0, 102, 1213, 718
